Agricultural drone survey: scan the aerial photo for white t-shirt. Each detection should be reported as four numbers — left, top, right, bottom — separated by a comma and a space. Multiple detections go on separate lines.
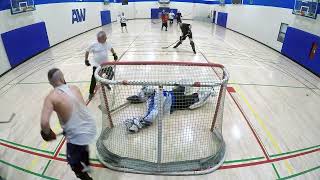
86, 42, 112, 67
169, 13, 175, 19
120, 15, 127, 23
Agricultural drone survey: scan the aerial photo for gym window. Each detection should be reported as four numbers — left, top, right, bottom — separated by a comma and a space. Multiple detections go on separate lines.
277, 23, 289, 43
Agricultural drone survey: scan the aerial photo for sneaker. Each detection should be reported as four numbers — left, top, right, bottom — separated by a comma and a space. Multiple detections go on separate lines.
189, 91, 212, 109
193, 50, 196, 54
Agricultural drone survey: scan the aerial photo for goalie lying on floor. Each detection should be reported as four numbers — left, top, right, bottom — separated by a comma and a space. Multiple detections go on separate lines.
125, 85, 215, 133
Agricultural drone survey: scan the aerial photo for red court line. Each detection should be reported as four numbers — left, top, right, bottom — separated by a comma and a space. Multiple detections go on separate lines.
227, 87, 236, 93
0, 142, 53, 159
219, 148, 320, 170
228, 89, 270, 160
1, 139, 319, 170
202, 55, 270, 161
53, 138, 65, 158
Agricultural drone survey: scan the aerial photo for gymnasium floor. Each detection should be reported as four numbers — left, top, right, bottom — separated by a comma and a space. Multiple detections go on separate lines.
0, 19, 319, 180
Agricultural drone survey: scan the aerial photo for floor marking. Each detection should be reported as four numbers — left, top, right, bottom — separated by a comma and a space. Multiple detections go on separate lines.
41, 137, 65, 175
270, 145, 320, 158
15, 81, 91, 85
228, 82, 316, 90
228, 91, 270, 160
272, 163, 281, 179
0, 113, 15, 123
277, 165, 320, 180
233, 85, 294, 174
0, 159, 58, 180
26, 122, 62, 171
0, 138, 53, 154
223, 157, 264, 164
1, 127, 319, 171
227, 86, 236, 93
219, 148, 319, 170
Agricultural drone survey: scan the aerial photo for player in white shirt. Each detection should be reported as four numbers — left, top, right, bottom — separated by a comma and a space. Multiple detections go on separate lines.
84, 31, 118, 100
168, 10, 175, 25
119, 12, 128, 33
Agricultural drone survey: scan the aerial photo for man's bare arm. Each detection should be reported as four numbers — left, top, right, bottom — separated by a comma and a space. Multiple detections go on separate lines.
40, 95, 54, 134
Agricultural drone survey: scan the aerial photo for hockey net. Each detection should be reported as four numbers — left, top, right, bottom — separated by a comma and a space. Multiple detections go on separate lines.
95, 61, 229, 175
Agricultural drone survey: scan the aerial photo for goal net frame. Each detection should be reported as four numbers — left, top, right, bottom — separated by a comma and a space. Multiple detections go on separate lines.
94, 61, 229, 175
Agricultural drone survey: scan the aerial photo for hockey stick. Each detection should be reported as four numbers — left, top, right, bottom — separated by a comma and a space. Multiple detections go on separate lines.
151, 19, 161, 24
161, 39, 180, 49
99, 101, 131, 114
0, 113, 15, 123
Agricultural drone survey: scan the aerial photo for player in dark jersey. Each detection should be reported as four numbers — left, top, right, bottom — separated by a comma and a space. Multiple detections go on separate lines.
173, 23, 196, 54
176, 10, 182, 25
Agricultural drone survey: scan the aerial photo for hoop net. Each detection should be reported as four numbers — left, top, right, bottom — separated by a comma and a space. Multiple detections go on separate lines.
95, 61, 229, 175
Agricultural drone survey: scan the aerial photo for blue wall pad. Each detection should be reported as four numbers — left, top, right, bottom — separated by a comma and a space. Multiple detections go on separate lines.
101, 10, 111, 26
1, 22, 50, 68
217, 12, 228, 28
151, 8, 160, 19
282, 27, 320, 76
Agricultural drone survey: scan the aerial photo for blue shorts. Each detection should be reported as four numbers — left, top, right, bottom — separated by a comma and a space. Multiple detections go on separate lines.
66, 143, 90, 168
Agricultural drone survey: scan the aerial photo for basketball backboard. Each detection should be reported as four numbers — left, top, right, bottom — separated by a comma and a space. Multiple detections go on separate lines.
293, 0, 318, 19
10, 0, 35, 14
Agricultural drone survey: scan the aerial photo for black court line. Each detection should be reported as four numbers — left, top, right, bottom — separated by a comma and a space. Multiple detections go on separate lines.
0, 113, 15, 123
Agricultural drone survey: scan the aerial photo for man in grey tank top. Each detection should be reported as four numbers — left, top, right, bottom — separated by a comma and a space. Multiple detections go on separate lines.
40, 68, 96, 180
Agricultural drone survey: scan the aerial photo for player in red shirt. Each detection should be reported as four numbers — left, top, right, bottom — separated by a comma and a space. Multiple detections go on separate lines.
161, 11, 169, 31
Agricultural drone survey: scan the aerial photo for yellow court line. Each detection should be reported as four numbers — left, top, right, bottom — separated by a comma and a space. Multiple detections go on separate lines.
233, 85, 294, 175
26, 83, 90, 171
26, 122, 61, 171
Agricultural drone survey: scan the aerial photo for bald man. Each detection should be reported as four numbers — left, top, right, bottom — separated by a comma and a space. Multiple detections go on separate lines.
40, 68, 96, 180
85, 31, 118, 100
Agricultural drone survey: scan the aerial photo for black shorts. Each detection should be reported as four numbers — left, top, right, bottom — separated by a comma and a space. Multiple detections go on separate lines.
66, 143, 90, 168
121, 23, 127, 27
171, 85, 199, 111
162, 22, 168, 27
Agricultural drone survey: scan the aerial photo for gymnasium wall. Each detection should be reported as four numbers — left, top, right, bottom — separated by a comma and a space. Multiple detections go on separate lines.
0, 0, 319, 76
0, 1, 119, 75
212, 5, 320, 51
